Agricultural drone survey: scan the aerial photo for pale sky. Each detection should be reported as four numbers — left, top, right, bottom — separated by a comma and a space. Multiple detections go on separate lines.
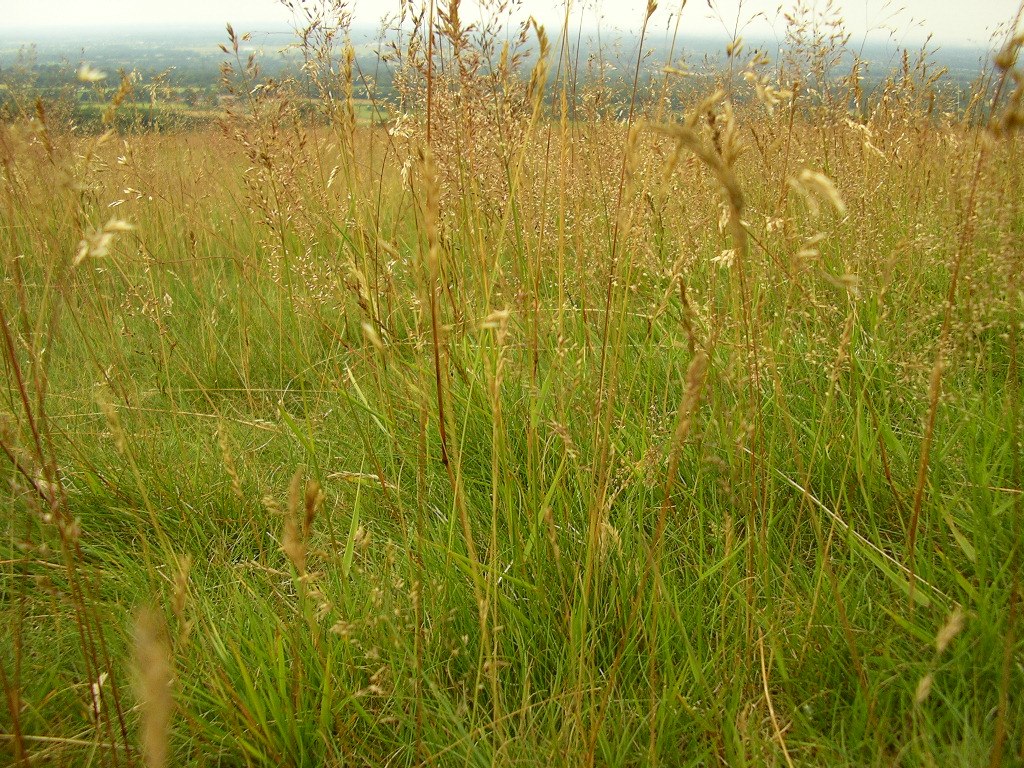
2, 0, 1021, 47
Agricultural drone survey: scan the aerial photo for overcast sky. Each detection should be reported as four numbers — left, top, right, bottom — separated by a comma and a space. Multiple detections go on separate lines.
3, 0, 1021, 47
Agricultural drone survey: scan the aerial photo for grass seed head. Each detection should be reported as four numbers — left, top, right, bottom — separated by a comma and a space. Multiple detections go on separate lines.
133, 608, 172, 768
95, 386, 126, 454
936, 606, 966, 654
76, 63, 107, 83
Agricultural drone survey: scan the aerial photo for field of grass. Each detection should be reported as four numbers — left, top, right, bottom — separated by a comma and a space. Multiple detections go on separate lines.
2, 4, 1024, 766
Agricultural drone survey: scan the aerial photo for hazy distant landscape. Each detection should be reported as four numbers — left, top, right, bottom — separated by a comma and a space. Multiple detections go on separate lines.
0, 22, 993, 130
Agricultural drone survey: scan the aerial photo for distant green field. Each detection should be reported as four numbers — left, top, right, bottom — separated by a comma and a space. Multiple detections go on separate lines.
63, 97, 389, 129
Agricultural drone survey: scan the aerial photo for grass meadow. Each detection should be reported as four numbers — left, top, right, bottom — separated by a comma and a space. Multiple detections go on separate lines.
2, 2, 1024, 765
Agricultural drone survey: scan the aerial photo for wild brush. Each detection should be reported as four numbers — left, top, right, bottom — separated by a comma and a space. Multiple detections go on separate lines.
2, 1, 1024, 765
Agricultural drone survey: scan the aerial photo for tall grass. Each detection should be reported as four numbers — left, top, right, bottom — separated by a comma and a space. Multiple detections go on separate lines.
2, 1, 1023, 765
